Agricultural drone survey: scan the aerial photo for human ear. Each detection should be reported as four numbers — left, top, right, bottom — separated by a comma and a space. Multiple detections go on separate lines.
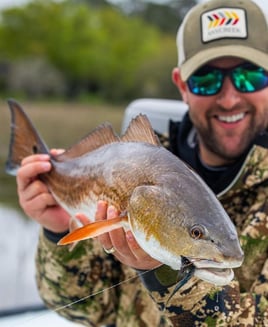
172, 67, 188, 103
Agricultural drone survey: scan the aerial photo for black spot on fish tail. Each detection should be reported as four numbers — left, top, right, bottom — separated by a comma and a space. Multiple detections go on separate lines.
165, 257, 195, 308
32, 144, 39, 154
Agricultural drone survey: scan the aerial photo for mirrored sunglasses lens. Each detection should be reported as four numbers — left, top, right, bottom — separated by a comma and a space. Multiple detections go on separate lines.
233, 66, 268, 92
188, 69, 223, 95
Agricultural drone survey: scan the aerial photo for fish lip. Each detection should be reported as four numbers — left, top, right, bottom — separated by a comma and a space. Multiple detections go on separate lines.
185, 257, 243, 269
194, 267, 234, 286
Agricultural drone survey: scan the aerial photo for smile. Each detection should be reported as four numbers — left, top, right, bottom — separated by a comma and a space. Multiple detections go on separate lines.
217, 113, 246, 123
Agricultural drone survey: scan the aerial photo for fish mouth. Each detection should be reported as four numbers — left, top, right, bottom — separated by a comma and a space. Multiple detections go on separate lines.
194, 267, 234, 285
164, 257, 233, 306
184, 257, 241, 286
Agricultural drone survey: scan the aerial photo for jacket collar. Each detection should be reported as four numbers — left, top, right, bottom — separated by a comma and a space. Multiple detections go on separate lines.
218, 144, 268, 198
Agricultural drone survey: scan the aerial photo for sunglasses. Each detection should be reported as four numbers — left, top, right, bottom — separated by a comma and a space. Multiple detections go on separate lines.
187, 62, 268, 96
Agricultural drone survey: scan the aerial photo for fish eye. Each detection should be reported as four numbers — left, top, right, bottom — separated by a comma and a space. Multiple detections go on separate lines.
190, 224, 205, 240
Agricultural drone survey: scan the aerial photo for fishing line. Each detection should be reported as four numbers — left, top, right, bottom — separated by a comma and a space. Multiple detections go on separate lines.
11, 269, 153, 327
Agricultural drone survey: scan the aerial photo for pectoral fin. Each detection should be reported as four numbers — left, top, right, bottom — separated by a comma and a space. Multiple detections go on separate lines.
58, 216, 127, 245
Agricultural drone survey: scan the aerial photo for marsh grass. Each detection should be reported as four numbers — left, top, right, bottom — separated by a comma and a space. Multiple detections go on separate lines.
0, 100, 124, 208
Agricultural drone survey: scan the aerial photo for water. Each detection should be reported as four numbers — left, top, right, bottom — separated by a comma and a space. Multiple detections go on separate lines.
0, 206, 43, 313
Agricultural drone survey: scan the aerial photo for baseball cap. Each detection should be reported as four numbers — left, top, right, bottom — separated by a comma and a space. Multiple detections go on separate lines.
177, 0, 268, 81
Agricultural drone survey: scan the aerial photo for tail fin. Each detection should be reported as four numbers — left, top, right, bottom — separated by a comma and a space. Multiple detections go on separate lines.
5, 99, 49, 176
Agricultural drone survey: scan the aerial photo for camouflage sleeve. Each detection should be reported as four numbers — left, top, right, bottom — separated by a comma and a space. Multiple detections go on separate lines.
35, 229, 168, 327
138, 264, 268, 326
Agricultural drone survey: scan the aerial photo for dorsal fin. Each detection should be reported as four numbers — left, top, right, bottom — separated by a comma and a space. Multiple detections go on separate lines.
121, 114, 160, 145
56, 123, 119, 161
55, 114, 159, 162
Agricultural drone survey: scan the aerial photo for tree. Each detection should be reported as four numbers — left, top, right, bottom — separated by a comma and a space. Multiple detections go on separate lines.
107, 0, 198, 33
0, 0, 164, 100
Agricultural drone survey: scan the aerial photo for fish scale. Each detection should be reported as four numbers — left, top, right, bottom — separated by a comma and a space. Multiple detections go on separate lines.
49, 143, 158, 212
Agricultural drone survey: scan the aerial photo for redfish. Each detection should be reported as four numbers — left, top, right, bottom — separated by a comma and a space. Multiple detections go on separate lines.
5, 99, 243, 286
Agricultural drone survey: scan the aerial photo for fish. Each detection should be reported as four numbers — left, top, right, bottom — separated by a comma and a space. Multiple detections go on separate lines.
5, 99, 244, 287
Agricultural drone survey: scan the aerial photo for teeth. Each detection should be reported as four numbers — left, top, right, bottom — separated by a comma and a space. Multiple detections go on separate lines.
218, 113, 245, 123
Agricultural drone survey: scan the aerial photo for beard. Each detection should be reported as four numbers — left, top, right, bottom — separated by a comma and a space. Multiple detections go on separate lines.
190, 106, 268, 163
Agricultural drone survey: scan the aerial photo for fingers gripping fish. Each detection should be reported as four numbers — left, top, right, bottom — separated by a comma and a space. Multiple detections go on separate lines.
5, 99, 244, 290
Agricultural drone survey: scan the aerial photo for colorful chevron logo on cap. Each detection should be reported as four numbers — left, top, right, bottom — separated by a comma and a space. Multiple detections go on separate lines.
207, 11, 239, 28
201, 8, 247, 43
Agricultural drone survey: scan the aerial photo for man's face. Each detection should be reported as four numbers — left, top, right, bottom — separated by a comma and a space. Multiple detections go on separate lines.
173, 57, 268, 166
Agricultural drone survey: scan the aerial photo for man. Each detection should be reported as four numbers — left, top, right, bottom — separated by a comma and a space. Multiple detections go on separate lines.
15, 0, 268, 326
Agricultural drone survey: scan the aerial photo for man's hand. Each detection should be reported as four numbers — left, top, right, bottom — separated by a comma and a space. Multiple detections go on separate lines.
95, 201, 161, 270
17, 153, 70, 233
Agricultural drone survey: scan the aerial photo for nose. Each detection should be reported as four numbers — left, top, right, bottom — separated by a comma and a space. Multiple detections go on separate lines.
216, 76, 242, 109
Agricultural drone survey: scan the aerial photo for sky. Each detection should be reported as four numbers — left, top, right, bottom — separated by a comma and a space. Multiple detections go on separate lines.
0, 0, 267, 11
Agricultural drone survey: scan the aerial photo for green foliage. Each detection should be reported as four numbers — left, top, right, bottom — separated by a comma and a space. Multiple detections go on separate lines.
0, 0, 184, 101
110, 0, 198, 34
130, 0, 198, 34
134, 35, 179, 99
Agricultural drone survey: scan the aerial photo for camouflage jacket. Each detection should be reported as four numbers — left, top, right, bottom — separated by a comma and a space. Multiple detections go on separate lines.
36, 137, 268, 327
